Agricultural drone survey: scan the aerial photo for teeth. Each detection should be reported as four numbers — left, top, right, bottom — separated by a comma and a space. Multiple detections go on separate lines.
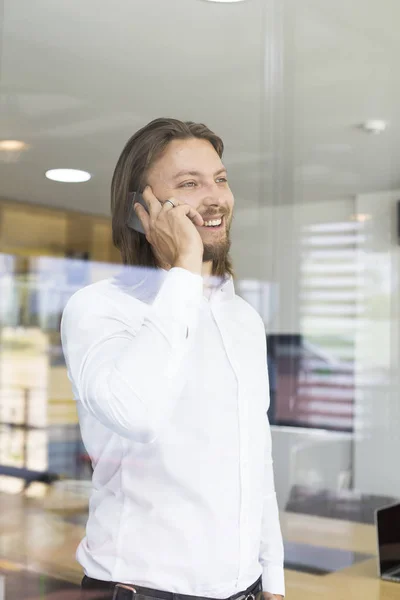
204, 219, 222, 227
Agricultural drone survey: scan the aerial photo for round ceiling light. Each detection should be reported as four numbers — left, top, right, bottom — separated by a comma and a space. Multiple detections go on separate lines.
0, 140, 29, 151
45, 168, 91, 183
360, 120, 388, 134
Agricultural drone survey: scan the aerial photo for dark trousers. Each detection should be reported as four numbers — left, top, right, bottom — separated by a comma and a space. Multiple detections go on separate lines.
81, 575, 263, 600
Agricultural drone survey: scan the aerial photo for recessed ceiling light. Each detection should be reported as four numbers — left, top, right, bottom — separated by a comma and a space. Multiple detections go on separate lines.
45, 168, 91, 183
350, 213, 372, 223
0, 140, 29, 151
359, 120, 388, 134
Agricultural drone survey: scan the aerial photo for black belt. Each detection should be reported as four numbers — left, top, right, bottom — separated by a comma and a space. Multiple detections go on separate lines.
81, 575, 263, 600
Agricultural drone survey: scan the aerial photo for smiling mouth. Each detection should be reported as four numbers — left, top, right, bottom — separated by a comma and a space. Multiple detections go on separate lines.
201, 217, 224, 229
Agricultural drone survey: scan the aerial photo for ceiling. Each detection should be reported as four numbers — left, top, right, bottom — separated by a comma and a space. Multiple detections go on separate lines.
1, 0, 400, 216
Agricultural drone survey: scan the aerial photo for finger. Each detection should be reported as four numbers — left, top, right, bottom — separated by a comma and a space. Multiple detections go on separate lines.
142, 186, 163, 217
173, 204, 204, 227
160, 197, 180, 212
134, 203, 151, 237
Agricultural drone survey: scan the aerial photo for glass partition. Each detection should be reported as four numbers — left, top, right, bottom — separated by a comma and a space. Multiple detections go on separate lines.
0, 0, 399, 595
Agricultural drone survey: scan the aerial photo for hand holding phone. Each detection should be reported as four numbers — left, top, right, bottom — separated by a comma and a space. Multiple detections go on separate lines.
128, 186, 204, 274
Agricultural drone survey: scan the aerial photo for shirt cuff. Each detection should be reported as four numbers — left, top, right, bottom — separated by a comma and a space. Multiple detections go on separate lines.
262, 564, 285, 598
151, 267, 203, 346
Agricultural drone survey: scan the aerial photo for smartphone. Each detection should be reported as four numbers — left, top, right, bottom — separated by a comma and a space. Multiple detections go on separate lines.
127, 191, 148, 234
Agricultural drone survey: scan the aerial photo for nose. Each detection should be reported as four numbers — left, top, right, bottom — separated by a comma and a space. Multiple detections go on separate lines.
201, 183, 224, 209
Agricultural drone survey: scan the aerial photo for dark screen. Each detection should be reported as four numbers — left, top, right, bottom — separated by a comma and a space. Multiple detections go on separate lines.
378, 503, 400, 575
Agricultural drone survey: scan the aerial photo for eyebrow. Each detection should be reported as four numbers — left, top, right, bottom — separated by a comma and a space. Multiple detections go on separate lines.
172, 167, 227, 180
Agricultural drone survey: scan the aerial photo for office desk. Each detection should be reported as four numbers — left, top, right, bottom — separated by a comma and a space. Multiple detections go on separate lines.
281, 511, 377, 554
280, 512, 399, 599
285, 566, 399, 600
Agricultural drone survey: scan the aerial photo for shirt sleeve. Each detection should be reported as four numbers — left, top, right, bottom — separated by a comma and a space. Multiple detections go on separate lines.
259, 414, 286, 597
61, 268, 203, 443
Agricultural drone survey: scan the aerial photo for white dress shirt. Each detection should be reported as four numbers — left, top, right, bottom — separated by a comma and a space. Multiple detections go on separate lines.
61, 266, 285, 598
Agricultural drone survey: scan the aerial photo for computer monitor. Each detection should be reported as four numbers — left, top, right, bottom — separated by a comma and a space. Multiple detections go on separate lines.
376, 502, 400, 581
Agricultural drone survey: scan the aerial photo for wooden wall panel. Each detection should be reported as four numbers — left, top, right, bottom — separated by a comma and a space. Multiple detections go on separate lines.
92, 222, 111, 263
0, 205, 67, 256
0, 199, 120, 264
65, 213, 92, 257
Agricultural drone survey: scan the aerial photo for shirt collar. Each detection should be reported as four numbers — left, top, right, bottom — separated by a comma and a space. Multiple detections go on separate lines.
204, 274, 235, 302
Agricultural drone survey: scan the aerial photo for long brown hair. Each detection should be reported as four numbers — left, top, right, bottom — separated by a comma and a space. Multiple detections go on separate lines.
111, 118, 233, 277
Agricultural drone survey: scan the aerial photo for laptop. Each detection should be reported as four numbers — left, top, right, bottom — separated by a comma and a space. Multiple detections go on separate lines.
375, 502, 400, 583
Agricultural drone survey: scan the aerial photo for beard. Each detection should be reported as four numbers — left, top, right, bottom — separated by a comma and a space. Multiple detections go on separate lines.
203, 237, 230, 262
203, 233, 233, 278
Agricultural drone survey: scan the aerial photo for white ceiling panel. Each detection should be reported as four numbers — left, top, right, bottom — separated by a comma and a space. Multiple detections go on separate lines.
0, 0, 400, 215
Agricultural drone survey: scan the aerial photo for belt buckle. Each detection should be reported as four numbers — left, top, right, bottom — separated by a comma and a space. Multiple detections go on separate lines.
112, 583, 137, 600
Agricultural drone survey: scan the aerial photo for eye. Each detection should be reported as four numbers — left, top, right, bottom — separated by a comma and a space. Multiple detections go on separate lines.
180, 181, 197, 188
216, 177, 228, 184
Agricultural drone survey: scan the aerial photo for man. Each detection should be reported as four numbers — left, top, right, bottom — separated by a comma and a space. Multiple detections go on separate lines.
61, 118, 285, 600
